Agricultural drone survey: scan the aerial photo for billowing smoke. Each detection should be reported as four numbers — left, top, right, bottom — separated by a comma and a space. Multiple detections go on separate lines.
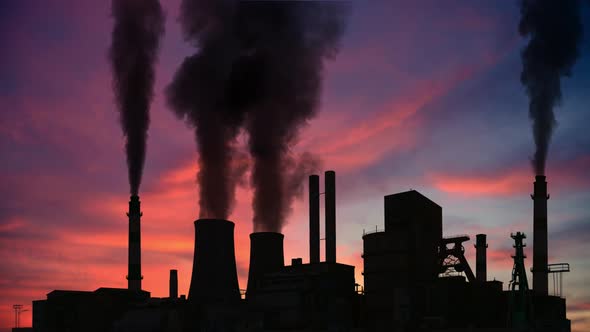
166, 0, 245, 219
167, 1, 346, 225
519, 0, 583, 175
109, 0, 165, 195
234, 1, 347, 232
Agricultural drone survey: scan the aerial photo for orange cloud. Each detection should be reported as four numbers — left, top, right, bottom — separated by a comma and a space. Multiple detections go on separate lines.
430, 155, 590, 197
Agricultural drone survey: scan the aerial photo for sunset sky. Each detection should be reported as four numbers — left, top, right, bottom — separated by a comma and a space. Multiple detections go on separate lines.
1, 0, 589, 330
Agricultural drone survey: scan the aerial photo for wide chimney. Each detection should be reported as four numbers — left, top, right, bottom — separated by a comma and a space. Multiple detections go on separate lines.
169, 269, 178, 299
532, 175, 549, 295
127, 195, 142, 291
325, 170, 336, 263
475, 234, 488, 282
247, 232, 285, 298
309, 175, 320, 263
188, 219, 240, 304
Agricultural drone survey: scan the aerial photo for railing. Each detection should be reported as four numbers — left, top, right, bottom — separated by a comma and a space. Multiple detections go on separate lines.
362, 226, 385, 236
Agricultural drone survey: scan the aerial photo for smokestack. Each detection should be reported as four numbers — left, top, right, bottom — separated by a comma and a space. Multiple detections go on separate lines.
127, 195, 142, 291
309, 175, 320, 263
169, 269, 178, 299
188, 219, 240, 304
532, 175, 549, 295
325, 170, 336, 263
246, 232, 284, 298
475, 234, 488, 282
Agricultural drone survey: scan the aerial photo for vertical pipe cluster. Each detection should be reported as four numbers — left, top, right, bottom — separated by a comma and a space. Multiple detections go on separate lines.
169, 269, 178, 299
127, 195, 142, 291
532, 175, 549, 295
475, 234, 488, 282
309, 175, 320, 263
325, 171, 336, 263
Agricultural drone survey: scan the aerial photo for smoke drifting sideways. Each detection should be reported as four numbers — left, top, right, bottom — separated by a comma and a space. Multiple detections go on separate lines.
167, 0, 245, 219
519, 0, 583, 175
234, 1, 347, 232
109, 0, 165, 195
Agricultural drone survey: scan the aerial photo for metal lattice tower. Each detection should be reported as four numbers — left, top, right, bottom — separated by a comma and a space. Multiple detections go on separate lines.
509, 232, 530, 329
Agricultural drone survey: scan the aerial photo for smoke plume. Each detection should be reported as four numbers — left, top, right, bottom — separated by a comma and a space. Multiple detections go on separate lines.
166, 0, 245, 219
234, 1, 347, 232
519, 0, 583, 175
109, 0, 165, 195
167, 0, 346, 225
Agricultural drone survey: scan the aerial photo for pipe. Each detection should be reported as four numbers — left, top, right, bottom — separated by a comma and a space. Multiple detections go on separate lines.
246, 232, 284, 298
188, 219, 240, 304
475, 234, 488, 282
532, 175, 549, 295
127, 195, 142, 291
309, 175, 320, 263
325, 170, 336, 263
169, 269, 178, 299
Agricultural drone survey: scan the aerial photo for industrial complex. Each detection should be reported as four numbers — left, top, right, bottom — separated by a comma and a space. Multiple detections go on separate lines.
28, 172, 571, 331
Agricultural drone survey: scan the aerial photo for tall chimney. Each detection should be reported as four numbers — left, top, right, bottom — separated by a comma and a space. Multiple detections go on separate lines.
246, 232, 284, 298
325, 170, 336, 263
169, 269, 178, 299
188, 219, 240, 304
532, 175, 549, 295
127, 195, 142, 291
475, 234, 488, 282
309, 175, 320, 263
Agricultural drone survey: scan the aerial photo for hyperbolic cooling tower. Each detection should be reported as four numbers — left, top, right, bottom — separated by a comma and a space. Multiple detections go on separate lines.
246, 232, 285, 298
188, 219, 240, 304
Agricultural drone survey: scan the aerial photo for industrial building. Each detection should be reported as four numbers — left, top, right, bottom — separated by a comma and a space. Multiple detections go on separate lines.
30, 172, 571, 331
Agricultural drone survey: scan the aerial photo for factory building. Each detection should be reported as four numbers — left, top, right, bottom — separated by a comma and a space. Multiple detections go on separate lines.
30, 172, 571, 331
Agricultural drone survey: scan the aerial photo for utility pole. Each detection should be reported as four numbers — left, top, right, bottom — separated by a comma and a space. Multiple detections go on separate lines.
13, 304, 23, 328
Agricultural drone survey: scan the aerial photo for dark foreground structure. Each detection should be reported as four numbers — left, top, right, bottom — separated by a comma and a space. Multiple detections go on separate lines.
31, 172, 570, 331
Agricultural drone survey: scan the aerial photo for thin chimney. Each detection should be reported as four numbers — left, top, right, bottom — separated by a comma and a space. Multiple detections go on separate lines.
309, 175, 320, 263
169, 269, 178, 299
127, 195, 142, 291
532, 175, 549, 295
325, 170, 336, 263
475, 234, 488, 282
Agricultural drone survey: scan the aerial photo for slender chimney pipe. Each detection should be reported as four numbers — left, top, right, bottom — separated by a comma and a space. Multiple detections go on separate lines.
127, 195, 142, 291
325, 170, 336, 263
532, 175, 549, 295
188, 219, 240, 304
169, 269, 178, 299
247, 232, 285, 298
475, 234, 488, 282
309, 175, 320, 263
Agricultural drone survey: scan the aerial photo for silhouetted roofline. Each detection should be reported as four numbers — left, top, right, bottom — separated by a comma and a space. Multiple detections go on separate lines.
384, 190, 441, 208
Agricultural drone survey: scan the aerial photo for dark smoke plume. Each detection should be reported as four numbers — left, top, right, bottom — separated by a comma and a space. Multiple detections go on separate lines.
166, 0, 245, 219
519, 0, 583, 175
167, 0, 346, 225
110, 0, 165, 195
234, 1, 347, 232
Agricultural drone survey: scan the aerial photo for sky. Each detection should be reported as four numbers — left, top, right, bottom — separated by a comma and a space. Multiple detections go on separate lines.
0, 0, 589, 330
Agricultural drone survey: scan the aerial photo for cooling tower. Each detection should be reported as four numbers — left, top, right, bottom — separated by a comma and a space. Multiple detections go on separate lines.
188, 219, 240, 304
246, 232, 285, 298
532, 175, 549, 295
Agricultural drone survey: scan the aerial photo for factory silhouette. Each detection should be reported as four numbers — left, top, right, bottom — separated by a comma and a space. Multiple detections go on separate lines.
27, 171, 572, 332
23, 0, 582, 331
